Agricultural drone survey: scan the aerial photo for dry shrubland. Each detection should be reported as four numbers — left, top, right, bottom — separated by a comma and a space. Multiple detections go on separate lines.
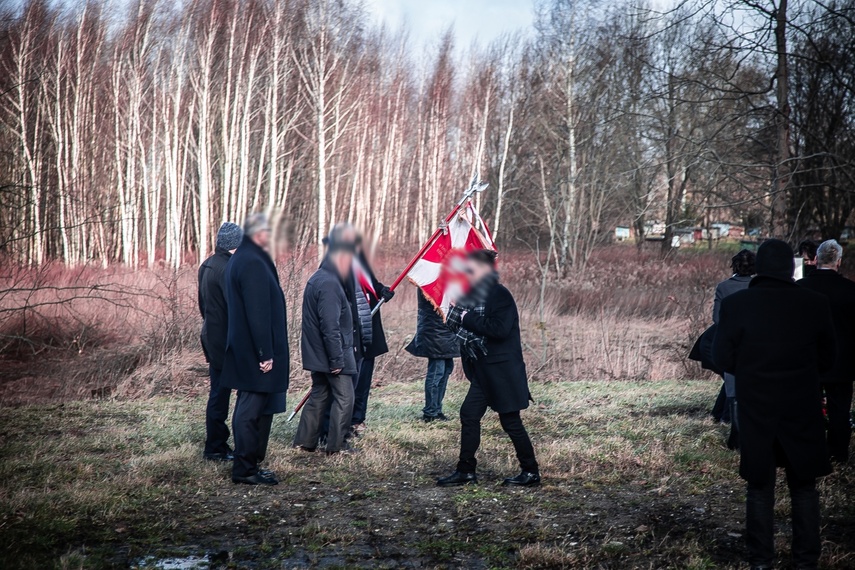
0, 244, 729, 404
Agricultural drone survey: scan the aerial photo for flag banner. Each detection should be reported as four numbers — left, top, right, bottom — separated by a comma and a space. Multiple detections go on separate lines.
353, 256, 377, 301
407, 201, 496, 318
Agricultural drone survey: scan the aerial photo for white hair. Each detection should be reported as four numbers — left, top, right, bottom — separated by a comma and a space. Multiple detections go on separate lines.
816, 239, 843, 267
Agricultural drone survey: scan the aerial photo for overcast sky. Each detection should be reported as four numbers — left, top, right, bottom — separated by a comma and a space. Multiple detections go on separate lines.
363, 0, 537, 51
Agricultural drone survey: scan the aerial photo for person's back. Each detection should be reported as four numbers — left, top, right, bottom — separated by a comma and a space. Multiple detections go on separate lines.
713, 239, 836, 570
797, 239, 855, 463
197, 222, 243, 462
198, 249, 232, 368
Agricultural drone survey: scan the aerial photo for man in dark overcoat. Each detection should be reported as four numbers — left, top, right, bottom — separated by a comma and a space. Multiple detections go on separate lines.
293, 224, 359, 454
798, 239, 855, 463
221, 214, 289, 485
197, 222, 243, 461
713, 239, 836, 570
406, 290, 460, 421
440, 249, 539, 487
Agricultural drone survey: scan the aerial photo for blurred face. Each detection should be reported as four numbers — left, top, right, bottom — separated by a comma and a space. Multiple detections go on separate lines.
332, 251, 354, 280
252, 228, 271, 251
802, 252, 816, 266
464, 259, 493, 286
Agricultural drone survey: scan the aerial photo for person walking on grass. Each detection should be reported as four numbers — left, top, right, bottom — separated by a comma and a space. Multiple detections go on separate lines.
197, 222, 243, 462
714, 239, 836, 570
438, 249, 539, 488
711, 248, 755, 450
294, 224, 359, 455
798, 239, 855, 464
406, 290, 459, 422
221, 214, 289, 486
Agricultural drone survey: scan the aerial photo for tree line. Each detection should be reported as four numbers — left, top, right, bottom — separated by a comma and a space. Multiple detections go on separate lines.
1, 0, 853, 269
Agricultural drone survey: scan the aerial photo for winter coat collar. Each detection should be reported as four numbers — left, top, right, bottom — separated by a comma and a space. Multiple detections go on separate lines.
238, 235, 278, 281
749, 275, 797, 289
214, 246, 233, 257
729, 274, 752, 282
319, 256, 347, 284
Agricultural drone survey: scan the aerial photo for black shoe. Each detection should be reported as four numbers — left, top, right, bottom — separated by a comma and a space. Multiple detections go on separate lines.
436, 471, 477, 487
502, 471, 541, 487
436, 413, 450, 422
257, 468, 276, 479
293, 444, 317, 453
232, 472, 278, 486
204, 452, 234, 462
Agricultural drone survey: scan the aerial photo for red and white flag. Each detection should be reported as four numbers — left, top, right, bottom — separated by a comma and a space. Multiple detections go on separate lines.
407, 202, 495, 318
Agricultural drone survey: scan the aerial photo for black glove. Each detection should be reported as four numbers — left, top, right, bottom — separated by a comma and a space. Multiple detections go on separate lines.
380, 286, 395, 302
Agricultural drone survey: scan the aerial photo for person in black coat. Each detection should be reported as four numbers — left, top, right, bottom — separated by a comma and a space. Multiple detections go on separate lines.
713, 239, 836, 570
221, 214, 290, 485
711, 249, 755, 448
351, 245, 394, 431
798, 239, 855, 463
294, 224, 359, 454
438, 249, 539, 488
406, 290, 460, 422
197, 222, 243, 461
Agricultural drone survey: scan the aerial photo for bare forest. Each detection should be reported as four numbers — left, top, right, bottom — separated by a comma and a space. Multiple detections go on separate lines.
1, 0, 853, 270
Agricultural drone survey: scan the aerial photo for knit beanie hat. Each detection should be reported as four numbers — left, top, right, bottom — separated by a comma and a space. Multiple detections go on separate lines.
216, 222, 243, 251
755, 239, 795, 281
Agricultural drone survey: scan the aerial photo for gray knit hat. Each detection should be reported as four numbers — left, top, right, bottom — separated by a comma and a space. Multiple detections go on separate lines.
216, 222, 243, 251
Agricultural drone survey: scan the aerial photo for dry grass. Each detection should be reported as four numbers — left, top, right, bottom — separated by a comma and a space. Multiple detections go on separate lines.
0, 380, 853, 569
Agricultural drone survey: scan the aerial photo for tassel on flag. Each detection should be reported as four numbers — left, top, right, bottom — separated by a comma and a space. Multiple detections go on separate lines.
406, 201, 496, 318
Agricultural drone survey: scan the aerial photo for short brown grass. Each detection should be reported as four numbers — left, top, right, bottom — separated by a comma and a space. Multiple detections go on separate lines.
1, 380, 853, 569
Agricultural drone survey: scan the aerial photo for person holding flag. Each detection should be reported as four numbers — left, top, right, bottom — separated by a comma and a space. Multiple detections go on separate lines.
437, 249, 540, 487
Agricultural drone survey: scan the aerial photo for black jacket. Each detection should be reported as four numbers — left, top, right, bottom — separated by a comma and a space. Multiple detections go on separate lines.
458, 283, 531, 414
359, 252, 389, 359
406, 292, 460, 359
301, 258, 359, 376
713, 276, 836, 484
798, 269, 855, 383
198, 247, 232, 370
220, 237, 290, 395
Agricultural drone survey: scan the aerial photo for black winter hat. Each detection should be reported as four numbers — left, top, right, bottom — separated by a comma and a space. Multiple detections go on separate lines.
755, 239, 795, 281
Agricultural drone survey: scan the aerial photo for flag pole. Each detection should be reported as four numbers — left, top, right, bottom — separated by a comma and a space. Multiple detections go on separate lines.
370, 173, 489, 316
287, 173, 488, 422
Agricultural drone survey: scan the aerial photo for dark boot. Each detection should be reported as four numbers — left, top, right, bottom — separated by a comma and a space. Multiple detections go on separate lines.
436, 471, 477, 487
727, 398, 740, 450
502, 471, 541, 487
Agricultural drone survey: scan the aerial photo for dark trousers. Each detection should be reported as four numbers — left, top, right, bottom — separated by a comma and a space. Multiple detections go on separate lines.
352, 357, 375, 425
231, 391, 273, 478
823, 381, 853, 462
204, 366, 232, 455
294, 372, 354, 452
456, 380, 538, 474
746, 466, 820, 569
321, 360, 362, 439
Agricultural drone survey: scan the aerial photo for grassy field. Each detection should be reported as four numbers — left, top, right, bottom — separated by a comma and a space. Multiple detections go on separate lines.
2, 379, 854, 569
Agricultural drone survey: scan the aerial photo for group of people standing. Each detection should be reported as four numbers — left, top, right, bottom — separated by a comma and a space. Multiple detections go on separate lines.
697, 238, 854, 570
197, 215, 540, 488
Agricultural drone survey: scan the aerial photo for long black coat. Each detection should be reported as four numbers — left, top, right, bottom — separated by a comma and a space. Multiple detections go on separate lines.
406, 292, 460, 359
301, 258, 359, 376
713, 276, 836, 484
458, 283, 531, 414
198, 247, 232, 370
220, 237, 290, 397
798, 270, 855, 383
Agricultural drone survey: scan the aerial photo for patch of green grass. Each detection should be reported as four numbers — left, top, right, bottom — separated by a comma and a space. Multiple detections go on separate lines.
1, 380, 851, 569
